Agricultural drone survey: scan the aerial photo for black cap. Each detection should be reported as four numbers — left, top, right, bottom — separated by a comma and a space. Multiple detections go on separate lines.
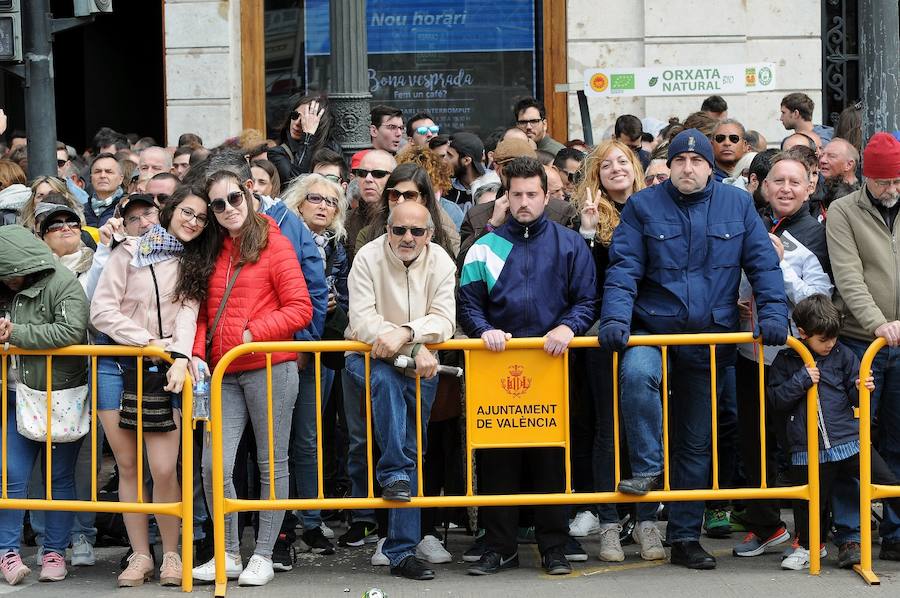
118, 193, 159, 215
450, 132, 486, 175
35, 204, 81, 237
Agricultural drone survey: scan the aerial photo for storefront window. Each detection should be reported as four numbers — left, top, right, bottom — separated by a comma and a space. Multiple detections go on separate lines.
264, 0, 538, 137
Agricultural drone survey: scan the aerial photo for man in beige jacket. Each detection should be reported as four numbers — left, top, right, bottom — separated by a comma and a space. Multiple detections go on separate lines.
826, 131, 900, 561
343, 201, 457, 581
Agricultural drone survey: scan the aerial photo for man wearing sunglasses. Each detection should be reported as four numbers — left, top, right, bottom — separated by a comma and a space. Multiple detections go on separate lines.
345, 150, 397, 261
458, 157, 596, 577
406, 112, 440, 148
344, 201, 456, 581
711, 119, 749, 182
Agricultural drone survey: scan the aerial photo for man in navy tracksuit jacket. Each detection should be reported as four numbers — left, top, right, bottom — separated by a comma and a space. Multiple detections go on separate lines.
458, 157, 596, 576
598, 129, 789, 569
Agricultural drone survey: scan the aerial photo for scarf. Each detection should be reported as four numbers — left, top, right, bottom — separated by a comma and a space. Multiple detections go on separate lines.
131, 224, 184, 268
90, 188, 123, 217
311, 230, 328, 262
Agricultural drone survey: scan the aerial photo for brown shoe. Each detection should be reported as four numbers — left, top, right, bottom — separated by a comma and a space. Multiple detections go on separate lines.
117, 552, 154, 587
159, 552, 182, 587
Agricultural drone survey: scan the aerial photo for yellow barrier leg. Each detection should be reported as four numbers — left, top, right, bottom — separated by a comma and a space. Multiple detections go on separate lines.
210, 363, 228, 597
181, 383, 194, 593
853, 340, 883, 585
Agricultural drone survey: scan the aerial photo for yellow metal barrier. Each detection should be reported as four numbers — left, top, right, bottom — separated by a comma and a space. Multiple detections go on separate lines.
0, 344, 194, 592
207, 333, 822, 596
853, 337, 893, 585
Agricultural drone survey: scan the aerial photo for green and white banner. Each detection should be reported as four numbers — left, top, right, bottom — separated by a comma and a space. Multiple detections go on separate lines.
583, 63, 776, 97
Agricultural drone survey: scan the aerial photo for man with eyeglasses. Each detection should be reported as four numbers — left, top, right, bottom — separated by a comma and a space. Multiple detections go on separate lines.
145, 172, 180, 206
514, 97, 564, 156
643, 159, 670, 187
344, 200, 457, 581
85, 153, 125, 227
406, 112, 440, 148
458, 156, 596, 577
370, 105, 404, 154
614, 115, 651, 170
711, 119, 749, 182
826, 132, 900, 563
552, 147, 586, 197
345, 150, 397, 261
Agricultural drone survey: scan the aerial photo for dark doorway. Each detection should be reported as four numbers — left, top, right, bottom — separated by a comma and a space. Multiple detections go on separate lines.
1, 1, 165, 153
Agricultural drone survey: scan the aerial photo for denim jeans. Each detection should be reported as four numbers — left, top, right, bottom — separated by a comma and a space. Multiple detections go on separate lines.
201, 361, 298, 558
345, 355, 438, 567
586, 347, 658, 524
666, 351, 725, 543
0, 394, 84, 554
291, 364, 335, 530
832, 337, 900, 545
340, 368, 375, 525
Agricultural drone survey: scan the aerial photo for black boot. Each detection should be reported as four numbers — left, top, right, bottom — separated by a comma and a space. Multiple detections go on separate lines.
670, 541, 716, 569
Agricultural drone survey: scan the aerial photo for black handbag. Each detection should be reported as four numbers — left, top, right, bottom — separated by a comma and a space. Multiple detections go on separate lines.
119, 265, 176, 432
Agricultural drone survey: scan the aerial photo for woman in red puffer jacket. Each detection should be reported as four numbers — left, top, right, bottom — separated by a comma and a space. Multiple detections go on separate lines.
189, 170, 311, 586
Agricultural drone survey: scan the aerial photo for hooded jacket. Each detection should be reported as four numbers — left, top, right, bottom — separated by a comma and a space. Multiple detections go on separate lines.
0, 184, 32, 226
0, 226, 88, 390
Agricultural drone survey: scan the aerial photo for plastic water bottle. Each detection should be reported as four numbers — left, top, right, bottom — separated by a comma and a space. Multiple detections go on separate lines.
193, 365, 210, 420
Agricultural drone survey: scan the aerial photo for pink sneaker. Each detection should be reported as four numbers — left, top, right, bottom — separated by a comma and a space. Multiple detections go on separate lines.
0, 551, 31, 585
39, 551, 67, 582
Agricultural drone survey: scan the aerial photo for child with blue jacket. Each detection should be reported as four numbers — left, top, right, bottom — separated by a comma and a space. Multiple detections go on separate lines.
769, 294, 898, 570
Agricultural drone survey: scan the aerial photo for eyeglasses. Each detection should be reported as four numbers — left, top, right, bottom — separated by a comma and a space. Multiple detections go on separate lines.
379, 123, 403, 132
56, 159, 68, 168
516, 118, 543, 127
390, 225, 428, 237
177, 206, 208, 226
351, 168, 392, 180
209, 190, 245, 214
289, 110, 301, 120
124, 207, 159, 226
713, 134, 742, 144
322, 174, 344, 184
305, 193, 339, 208
644, 173, 669, 184
45, 219, 81, 233
387, 188, 422, 203
415, 125, 440, 136
870, 178, 900, 189
151, 192, 171, 204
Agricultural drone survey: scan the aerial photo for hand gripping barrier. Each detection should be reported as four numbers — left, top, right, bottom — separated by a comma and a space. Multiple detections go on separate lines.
0, 345, 194, 592
854, 337, 894, 585
207, 333, 822, 596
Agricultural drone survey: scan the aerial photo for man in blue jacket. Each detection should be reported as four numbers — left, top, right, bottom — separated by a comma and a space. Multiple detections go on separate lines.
598, 129, 789, 569
459, 156, 597, 576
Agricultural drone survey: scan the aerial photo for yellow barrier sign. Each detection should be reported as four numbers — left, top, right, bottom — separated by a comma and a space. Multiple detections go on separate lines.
466, 349, 567, 446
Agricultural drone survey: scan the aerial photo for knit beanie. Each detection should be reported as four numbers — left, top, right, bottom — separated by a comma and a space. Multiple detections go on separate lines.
666, 128, 715, 170
862, 132, 900, 179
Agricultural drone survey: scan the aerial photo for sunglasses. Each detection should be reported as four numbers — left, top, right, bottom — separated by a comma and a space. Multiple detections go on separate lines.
289, 110, 301, 121
390, 225, 428, 237
210, 190, 245, 214
387, 188, 422, 202
322, 174, 344, 184
57, 159, 68, 168
713, 134, 742, 144
562, 169, 584, 184
351, 168, 391, 180
46, 219, 81, 233
305, 193, 339, 208
177, 206, 208, 226
415, 125, 440, 136
644, 173, 669, 184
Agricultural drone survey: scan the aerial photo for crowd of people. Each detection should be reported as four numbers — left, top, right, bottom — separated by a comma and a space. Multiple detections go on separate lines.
0, 91, 898, 588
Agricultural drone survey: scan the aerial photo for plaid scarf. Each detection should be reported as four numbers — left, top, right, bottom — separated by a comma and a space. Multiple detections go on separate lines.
131, 224, 184, 268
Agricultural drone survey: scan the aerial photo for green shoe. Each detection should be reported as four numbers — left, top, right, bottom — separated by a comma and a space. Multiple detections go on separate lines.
728, 509, 749, 533
703, 509, 732, 538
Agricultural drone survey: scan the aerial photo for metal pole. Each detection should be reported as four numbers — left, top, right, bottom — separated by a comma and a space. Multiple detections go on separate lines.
858, 0, 900, 141
22, 0, 57, 178
328, 0, 372, 163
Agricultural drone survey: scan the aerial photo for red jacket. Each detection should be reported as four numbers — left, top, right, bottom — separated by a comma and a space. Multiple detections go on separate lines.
193, 218, 312, 373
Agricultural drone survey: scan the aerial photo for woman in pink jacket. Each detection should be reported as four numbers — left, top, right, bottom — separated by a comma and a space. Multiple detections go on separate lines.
90, 186, 218, 587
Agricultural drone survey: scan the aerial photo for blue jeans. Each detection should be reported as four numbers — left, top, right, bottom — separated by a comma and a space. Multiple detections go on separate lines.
587, 347, 658, 524
667, 355, 725, 542
345, 355, 438, 567
0, 394, 84, 554
291, 364, 335, 530
341, 368, 375, 525
832, 337, 900, 545
618, 344, 665, 479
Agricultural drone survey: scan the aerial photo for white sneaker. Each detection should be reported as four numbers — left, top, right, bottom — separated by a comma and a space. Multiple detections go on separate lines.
371, 538, 389, 566
238, 554, 274, 586
781, 546, 810, 570
633, 521, 666, 561
70, 534, 96, 566
569, 511, 602, 537
597, 523, 625, 562
320, 522, 335, 539
416, 535, 452, 564
192, 553, 243, 582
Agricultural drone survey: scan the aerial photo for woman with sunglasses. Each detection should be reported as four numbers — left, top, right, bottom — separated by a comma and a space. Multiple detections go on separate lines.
91, 186, 216, 587
268, 94, 342, 185
21, 176, 99, 249
567, 140, 664, 563
190, 171, 312, 587
356, 163, 459, 258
